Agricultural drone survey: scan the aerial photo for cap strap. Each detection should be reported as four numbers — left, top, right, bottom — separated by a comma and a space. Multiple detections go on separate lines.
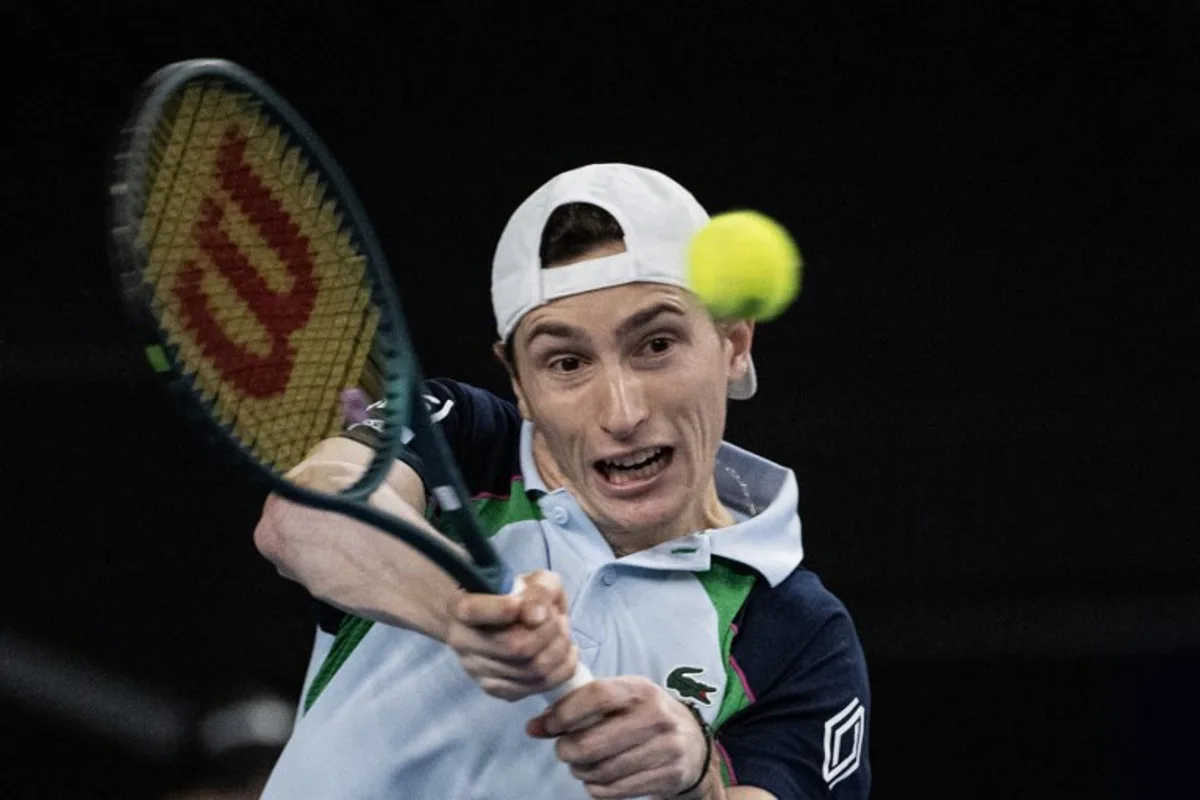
538, 252, 639, 302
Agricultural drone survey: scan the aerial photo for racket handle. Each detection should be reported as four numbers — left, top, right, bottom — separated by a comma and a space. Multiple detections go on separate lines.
541, 661, 595, 705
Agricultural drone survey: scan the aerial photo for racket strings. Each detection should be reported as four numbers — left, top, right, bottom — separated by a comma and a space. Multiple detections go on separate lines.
134, 80, 386, 473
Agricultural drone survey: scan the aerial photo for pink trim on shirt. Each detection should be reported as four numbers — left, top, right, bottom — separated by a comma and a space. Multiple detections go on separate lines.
729, 654, 757, 704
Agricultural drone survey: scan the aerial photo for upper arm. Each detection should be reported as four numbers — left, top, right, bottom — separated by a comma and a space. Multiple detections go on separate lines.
717, 578, 871, 799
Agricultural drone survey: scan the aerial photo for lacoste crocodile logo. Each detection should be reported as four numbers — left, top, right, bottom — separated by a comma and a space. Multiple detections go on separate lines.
666, 666, 716, 705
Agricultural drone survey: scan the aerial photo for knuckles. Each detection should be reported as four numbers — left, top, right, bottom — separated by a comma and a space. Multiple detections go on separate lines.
523, 569, 564, 592
580, 680, 623, 711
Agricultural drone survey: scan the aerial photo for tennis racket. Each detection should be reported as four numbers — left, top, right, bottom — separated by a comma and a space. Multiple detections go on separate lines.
107, 58, 592, 702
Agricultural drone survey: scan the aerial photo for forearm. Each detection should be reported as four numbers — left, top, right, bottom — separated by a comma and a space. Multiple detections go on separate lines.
670, 753, 776, 800
255, 439, 463, 640
264, 495, 462, 638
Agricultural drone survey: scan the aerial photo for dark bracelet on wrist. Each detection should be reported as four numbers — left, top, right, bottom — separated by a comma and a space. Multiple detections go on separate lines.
675, 701, 713, 797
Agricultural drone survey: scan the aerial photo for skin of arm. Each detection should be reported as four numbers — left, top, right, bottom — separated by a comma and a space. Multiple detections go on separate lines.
253, 437, 570, 690
253, 436, 464, 640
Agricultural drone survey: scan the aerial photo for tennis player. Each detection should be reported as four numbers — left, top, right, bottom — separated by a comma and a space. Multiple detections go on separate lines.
255, 164, 871, 799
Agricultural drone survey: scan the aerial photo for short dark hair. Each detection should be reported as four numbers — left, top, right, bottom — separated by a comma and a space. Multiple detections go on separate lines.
538, 201, 625, 266
502, 202, 625, 372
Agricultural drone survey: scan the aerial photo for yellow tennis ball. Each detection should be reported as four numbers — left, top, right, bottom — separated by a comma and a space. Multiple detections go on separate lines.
687, 210, 803, 321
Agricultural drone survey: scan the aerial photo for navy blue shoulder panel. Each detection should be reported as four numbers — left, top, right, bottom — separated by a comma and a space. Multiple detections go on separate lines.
415, 379, 524, 497
341, 378, 523, 497
720, 569, 872, 798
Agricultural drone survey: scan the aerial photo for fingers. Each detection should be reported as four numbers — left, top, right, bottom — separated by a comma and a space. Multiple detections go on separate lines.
469, 641, 581, 701
451, 570, 565, 628
519, 570, 569, 616
456, 615, 574, 674
534, 676, 650, 736
553, 694, 671, 766
527, 678, 708, 798
446, 571, 577, 701
452, 591, 525, 628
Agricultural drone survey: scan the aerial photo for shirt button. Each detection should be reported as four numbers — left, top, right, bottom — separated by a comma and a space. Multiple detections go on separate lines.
600, 569, 615, 587
550, 506, 569, 525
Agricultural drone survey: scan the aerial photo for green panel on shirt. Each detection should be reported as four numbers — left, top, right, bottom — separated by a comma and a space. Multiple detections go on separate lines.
694, 556, 760, 785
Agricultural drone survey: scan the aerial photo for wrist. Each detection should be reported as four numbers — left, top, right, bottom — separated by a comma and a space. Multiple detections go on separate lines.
672, 702, 716, 799
673, 768, 720, 800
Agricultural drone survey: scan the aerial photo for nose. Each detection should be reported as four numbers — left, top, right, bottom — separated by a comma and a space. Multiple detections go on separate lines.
596, 366, 648, 440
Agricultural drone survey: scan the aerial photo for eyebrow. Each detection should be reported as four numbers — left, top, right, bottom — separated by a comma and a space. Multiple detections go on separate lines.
523, 301, 688, 348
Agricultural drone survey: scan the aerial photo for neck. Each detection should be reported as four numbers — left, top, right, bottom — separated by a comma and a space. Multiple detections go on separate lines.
531, 429, 735, 556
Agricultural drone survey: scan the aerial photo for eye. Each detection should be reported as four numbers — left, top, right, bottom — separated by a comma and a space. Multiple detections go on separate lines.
550, 356, 583, 373
645, 337, 673, 355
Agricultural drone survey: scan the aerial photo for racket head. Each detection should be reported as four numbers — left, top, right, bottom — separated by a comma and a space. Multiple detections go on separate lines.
109, 59, 512, 593
109, 58, 414, 496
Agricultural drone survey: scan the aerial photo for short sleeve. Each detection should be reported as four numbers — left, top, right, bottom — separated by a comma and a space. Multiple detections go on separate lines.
340, 378, 523, 498
717, 575, 872, 799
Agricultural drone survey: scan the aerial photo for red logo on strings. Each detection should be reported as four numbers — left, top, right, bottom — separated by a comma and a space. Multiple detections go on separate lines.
174, 127, 319, 398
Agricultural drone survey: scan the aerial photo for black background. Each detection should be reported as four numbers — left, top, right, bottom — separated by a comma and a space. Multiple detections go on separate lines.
1, 1, 1197, 797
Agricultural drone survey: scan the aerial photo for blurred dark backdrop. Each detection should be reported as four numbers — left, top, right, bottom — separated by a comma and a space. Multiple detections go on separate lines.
1, 2, 1197, 797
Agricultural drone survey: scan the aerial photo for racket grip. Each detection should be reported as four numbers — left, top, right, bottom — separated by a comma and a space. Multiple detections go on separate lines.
541, 661, 595, 705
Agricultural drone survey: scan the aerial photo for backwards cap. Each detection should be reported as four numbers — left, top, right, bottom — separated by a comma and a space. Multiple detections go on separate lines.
490, 163, 756, 400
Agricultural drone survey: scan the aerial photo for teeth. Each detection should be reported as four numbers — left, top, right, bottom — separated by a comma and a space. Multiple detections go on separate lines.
603, 451, 670, 485
605, 447, 663, 469
596, 447, 671, 486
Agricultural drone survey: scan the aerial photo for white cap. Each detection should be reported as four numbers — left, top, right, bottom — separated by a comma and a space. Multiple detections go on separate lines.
491, 163, 757, 400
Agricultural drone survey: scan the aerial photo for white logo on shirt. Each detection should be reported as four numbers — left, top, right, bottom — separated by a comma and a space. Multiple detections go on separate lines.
351, 418, 386, 433
822, 697, 865, 789
424, 394, 454, 423
347, 396, 454, 442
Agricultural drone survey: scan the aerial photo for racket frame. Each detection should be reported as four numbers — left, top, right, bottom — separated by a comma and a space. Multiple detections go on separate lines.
108, 59, 512, 596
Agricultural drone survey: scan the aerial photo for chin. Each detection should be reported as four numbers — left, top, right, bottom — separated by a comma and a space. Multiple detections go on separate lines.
599, 495, 691, 539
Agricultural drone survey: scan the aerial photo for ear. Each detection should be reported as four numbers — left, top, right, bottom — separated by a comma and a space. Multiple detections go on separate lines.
722, 319, 756, 384
492, 340, 532, 420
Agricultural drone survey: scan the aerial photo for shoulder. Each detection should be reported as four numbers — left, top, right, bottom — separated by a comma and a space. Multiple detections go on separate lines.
733, 567, 867, 696
339, 378, 523, 497
745, 567, 852, 633
419, 378, 520, 439
414, 379, 525, 498
720, 568, 872, 797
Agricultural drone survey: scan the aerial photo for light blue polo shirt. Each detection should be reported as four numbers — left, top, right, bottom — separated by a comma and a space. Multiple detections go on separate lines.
263, 378, 870, 799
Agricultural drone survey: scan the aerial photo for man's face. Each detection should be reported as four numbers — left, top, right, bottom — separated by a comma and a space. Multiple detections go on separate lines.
506, 248, 754, 547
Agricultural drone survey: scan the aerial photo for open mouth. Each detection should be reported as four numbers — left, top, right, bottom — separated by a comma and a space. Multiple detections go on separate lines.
594, 447, 674, 486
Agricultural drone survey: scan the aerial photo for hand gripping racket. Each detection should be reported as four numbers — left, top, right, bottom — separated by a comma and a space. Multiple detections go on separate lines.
107, 58, 592, 702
